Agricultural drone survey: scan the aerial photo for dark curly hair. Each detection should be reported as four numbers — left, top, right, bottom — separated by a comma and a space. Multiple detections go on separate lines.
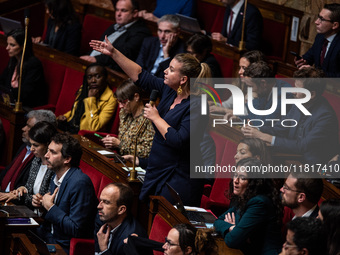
228, 158, 283, 225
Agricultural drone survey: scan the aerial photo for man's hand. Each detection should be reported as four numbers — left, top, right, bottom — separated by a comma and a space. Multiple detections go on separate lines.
294, 57, 307, 68
97, 223, 112, 251
211, 32, 227, 44
42, 187, 59, 211
163, 33, 176, 59
80, 55, 97, 63
32, 193, 43, 208
90, 36, 115, 57
241, 125, 273, 145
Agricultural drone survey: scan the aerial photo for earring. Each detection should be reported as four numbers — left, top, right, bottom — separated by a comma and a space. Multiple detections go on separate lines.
177, 85, 182, 95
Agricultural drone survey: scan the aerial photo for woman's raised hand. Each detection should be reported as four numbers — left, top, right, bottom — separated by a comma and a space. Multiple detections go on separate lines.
89, 36, 115, 56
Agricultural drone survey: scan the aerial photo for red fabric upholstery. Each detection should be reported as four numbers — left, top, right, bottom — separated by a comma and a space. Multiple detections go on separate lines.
39, 58, 66, 106
200, 133, 237, 215
80, 14, 114, 55
212, 53, 234, 79
196, 0, 225, 32
0, 117, 10, 166
79, 160, 103, 198
54, 68, 84, 116
149, 214, 171, 255
69, 238, 94, 255
262, 19, 286, 59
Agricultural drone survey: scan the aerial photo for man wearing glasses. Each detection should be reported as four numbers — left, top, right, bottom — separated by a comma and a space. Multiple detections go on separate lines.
280, 172, 323, 218
295, 3, 340, 77
280, 217, 326, 255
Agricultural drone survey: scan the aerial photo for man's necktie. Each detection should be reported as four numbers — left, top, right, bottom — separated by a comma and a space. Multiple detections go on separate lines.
228, 10, 234, 37
320, 39, 329, 66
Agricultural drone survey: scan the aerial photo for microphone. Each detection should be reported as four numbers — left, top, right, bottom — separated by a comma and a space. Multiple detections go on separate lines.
14, 8, 30, 112
128, 89, 159, 181
149, 89, 159, 106
24, 8, 30, 26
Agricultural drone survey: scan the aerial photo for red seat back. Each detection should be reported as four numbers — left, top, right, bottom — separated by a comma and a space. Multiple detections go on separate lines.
149, 214, 171, 255
55, 68, 84, 116
80, 14, 114, 55
39, 58, 66, 106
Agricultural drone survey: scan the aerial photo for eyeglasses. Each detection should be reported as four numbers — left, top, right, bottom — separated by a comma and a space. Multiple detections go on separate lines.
282, 183, 301, 193
164, 237, 180, 249
233, 173, 247, 181
317, 14, 333, 23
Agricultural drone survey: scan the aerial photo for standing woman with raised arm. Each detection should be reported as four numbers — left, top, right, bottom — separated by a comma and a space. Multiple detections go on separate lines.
90, 36, 211, 206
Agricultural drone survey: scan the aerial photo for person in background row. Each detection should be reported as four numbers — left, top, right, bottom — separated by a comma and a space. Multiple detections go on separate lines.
0, 28, 47, 108
318, 199, 340, 255
242, 67, 339, 164
280, 172, 323, 219
124, 223, 218, 255
211, 0, 263, 50
280, 217, 326, 255
214, 158, 283, 255
209, 50, 265, 115
101, 79, 154, 158
0, 110, 56, 193
295, 3, 340, 77
57, 63, 117, 134
138, 0, 194, 22
32, 0, 81, 56
186, 33, 222, 78
136, 14, 185, 78
81, 0, 151, 71
1, 122, 57, 214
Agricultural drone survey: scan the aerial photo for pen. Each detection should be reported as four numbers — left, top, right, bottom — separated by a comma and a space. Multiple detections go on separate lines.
94, 133, 104, 139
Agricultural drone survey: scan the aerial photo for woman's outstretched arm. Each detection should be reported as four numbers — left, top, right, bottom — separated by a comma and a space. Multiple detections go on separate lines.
90, 36, 142, 82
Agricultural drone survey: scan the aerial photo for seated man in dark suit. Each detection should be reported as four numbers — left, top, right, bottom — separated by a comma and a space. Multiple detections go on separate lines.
211, 0, 263, 50
280, 172, 323, 218
242, 67, 339, 164
0, 110, 56, 195
136, 14, 185, 78
35, 133, 97, 253
95, 183, 148, 255
80, 0, 151, 71
295, 3, 340, 77
280, 217, 326, 255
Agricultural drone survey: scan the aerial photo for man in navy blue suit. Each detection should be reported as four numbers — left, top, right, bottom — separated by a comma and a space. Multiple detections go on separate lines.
94, 183, 148, 255
136, 14, 185, 78
242, 67, 339, 165
295, 3, 340, 77
211, 0, 263, 50
35, 133, 97, 254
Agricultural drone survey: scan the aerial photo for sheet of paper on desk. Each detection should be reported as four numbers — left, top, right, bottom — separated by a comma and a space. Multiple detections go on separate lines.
122, 167, 146, 174
97, 150, 115, 155
184, 206, 207, 212
6, 217, 39, 226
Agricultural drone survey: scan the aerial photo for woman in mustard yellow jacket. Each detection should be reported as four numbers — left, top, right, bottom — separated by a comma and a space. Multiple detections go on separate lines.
57, 63, 117, 133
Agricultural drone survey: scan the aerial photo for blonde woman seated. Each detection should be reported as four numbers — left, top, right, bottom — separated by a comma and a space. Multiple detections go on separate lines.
101, 79, 154, 158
